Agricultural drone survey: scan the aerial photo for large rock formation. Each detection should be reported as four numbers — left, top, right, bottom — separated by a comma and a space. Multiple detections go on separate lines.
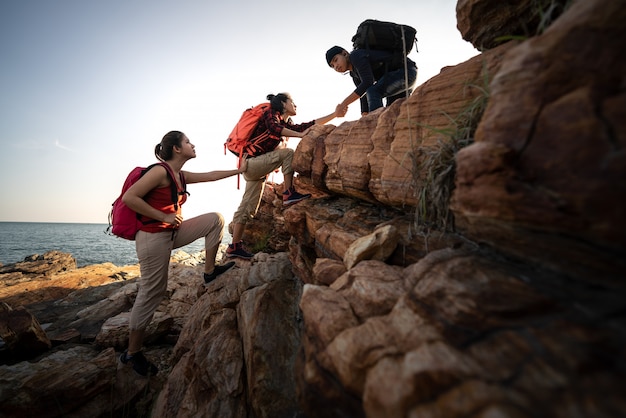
453, 0, 626, 284
292, 0, 625, 415
1, 0, 625, 416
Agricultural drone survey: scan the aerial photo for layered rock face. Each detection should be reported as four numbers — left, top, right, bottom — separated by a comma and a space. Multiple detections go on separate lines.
453, 0, 626, 283
291, 0, 626, 416
1, 0, 625, 417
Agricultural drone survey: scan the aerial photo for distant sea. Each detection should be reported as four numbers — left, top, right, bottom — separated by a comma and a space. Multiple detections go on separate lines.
0, 222, 220, 268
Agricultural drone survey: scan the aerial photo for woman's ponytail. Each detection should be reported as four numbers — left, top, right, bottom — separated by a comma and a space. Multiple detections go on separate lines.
267, 92, 290, 113
155, 131, 183, 161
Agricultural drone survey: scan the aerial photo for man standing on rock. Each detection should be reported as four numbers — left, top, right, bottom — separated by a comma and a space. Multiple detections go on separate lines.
325, 45, 417, 116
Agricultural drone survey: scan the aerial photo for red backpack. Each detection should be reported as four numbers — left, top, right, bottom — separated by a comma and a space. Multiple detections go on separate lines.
106, 162, 186, 240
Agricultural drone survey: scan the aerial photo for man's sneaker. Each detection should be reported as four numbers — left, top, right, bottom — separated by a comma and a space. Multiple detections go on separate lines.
283, 187, 311, 206
120, 350, 158, 377
204, 261, 236, 284
226, 241, 254, 259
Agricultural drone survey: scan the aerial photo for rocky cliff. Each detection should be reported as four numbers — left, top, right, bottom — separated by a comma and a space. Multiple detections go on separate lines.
1, 0, 625, 416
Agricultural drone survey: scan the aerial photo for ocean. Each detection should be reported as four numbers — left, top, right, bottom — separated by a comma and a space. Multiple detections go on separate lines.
0, 222, 218, 268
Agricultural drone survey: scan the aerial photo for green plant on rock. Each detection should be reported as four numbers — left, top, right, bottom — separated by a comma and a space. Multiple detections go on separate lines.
533, 0, 573, 35
250, 233, 270, 253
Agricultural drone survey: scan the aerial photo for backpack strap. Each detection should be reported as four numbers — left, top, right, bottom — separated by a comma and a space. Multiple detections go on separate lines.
157, 162, 188, 210
133, 162, 188, 230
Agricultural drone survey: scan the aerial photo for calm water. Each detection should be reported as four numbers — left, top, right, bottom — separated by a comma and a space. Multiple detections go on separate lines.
0, 222, 221, 267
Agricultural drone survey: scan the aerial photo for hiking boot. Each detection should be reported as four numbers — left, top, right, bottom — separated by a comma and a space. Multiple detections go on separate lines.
120, 350, 158, 377
204, 261, 236, 284
226, 241, 254, 260
283, 187, 311, 206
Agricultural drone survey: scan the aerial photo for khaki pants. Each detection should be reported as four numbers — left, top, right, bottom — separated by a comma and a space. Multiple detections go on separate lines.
232, 148, 293, 224
129, 212, 224, 330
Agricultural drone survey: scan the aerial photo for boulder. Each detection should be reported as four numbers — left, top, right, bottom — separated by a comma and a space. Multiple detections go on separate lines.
0, 303, 51, 363
0, 250, 76, 284
456, 0, 572, 50
152, 253, 304, 418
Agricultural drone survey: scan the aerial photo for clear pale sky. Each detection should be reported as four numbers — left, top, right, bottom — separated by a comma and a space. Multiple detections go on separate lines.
0, 0, 478, 224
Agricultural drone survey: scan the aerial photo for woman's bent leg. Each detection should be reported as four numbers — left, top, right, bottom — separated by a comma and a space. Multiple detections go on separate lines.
173, 212, 225, 269
129, 230, 173, 350
174, 212, 225, 249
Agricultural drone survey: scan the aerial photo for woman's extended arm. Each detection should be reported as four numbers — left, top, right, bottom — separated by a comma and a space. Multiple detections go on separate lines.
183, 158, 247, 184
280, 107, 345, 138
318, 104, 347, 124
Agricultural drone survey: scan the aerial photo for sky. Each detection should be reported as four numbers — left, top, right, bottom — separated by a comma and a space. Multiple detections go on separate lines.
0, 0, 478, 224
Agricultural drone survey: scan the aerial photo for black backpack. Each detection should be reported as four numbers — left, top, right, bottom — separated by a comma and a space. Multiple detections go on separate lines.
351, 19, 417, 70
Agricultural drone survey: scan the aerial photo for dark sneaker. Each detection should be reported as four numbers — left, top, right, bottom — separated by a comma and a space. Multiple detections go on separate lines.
120, 350, 158, 377
226, 241, 254, 259
283, 187, 311, 206
204, 261, 236, 284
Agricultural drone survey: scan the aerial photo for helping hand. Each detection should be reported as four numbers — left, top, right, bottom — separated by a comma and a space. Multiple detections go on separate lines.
336, 103, 348, 117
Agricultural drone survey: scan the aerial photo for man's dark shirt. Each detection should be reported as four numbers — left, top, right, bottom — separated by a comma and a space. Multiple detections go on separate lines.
348, 48, 416, 113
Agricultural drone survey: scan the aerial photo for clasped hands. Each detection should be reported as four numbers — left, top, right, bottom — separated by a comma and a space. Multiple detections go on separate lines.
335, 103, 348, 118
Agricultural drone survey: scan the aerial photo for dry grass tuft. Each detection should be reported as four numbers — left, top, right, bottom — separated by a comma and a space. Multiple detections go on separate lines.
409, 65, 491, 233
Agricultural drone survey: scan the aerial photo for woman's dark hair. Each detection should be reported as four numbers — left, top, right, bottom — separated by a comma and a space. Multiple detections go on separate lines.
155, 130, 184, 161
267, 93, 290, 113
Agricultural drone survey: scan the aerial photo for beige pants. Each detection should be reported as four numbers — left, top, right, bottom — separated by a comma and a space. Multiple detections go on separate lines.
129, 212, 224, 330
232, 148, 293, 224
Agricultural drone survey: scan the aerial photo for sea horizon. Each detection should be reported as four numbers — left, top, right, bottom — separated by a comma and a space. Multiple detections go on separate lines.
0, 221, 228, 267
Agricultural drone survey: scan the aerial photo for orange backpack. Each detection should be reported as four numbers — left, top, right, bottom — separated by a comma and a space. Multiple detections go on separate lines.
224, 102, 272, 157
224, 102, 275, 188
